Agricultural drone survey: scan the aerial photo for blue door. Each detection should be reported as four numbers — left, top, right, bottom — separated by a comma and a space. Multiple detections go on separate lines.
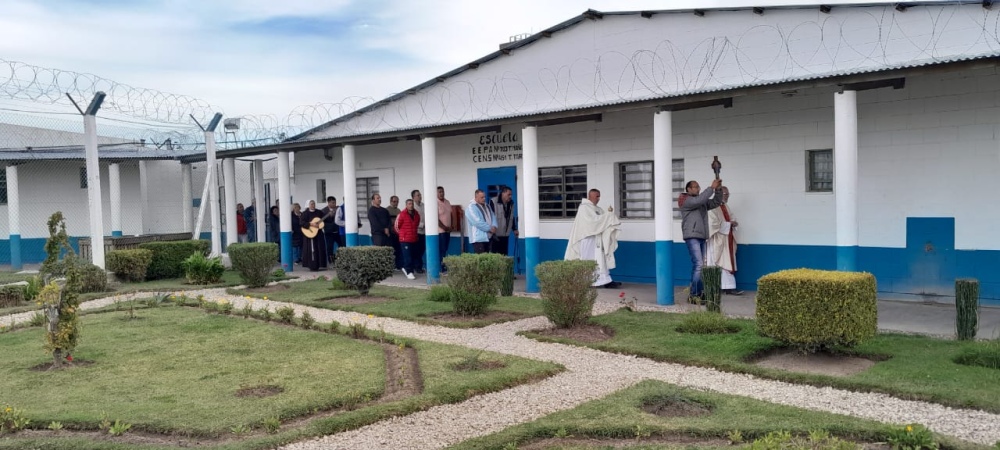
477, 166, 520, 272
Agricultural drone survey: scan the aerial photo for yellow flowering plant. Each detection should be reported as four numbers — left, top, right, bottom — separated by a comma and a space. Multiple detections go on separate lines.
886, 423, 938, 450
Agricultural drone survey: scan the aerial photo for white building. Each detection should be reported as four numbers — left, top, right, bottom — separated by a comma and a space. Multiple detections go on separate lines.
192, 2, 1000, 303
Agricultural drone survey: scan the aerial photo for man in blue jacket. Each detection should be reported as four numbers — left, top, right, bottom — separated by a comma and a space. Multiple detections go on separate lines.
466, 189, 497, 254
679, 177, 724, 302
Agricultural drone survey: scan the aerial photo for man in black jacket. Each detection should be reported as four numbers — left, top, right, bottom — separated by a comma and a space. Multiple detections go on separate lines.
368, 193, 392, 247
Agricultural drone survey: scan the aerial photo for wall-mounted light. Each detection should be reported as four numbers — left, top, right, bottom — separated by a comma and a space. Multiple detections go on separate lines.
753, 7, 765, 15
895, 3, 908, 12
820, 5, 832, 13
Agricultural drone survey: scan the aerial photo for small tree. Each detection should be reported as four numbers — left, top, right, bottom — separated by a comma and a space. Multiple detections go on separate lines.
38, 212, 83, 368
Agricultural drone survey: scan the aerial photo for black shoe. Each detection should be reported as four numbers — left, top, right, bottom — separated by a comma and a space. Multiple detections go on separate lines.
416, 269, 425, 274
602, 281, 622, 289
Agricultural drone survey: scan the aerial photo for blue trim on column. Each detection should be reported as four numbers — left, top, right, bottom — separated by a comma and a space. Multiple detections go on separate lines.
837, 245, 858, 271
280, 231, 292, 272
9, 234, 21, 271
425, 233, 440, 284
525, 236, 540, 293
655, 240, 673, 305
111, 231, 123, 237
346, 233, 359, 247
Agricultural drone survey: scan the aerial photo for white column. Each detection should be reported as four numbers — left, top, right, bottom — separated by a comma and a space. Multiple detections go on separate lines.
138, 160, 149, 234
278, 151, 293, 271
181, 163, 193, 233
523, 126, 540, 293
653, 111, 675, 305
109, 163, 122, 237
204, 130, 222, 256
834, 90, 859, 271
253, 160, 266, 242
421, 138, 440, 282
6, 165, 21, 270
84, 114, 105, 268
342, 145, 359, 245
223, 157, 238, 246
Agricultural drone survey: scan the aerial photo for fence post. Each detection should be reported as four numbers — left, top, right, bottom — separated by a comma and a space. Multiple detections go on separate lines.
6, 165, 21, 270
82, 92, 107, 269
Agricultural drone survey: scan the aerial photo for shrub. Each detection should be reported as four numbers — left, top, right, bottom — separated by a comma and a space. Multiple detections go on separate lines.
701, 266, 722, 313
229, 243, 279, 288
275, 305, 296, 324
106, 249, 153, 283
676, 311, 740, 334
444, 253, 506, 316
427, 285, 452, 302
0, 404, 31, 434
335, 247, 395, 296
956, 278, 979, 341
181, 252, 225, 285
536, 260, 597, 328
886, 424, 938, 450
78, 262, 109, 293
500, 256, 514, 296
299, 311, 316, 329
0, 286, 24, 308
953, 339, 1000, 370
139, 240, 210, 280
23, 276, 43, 302
756, 268, 877, 352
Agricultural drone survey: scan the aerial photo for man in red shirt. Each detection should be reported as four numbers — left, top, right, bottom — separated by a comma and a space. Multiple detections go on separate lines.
395, 198, 421, 280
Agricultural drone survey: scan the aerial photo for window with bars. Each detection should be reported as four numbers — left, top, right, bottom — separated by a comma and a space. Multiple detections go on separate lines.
615, 159, 685, 220
356, 177, 379, 220
539, 165, 587, 218
80, 167, 88, 189
807, 149, 833, 192
0, 170, 6, 204
316, 179, 326, 203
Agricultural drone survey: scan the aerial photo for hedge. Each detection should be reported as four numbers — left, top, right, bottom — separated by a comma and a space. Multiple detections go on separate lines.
228, 243, 279, 288
756, 268, 877, 351
106, 249, 154, 282
334, 246, 395, 295
444, 253, 506, 316
138, 240, 210, 280
536, 260, 597, 328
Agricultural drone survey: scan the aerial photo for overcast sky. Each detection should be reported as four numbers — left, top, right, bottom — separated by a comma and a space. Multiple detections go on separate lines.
1, 0, 904, 122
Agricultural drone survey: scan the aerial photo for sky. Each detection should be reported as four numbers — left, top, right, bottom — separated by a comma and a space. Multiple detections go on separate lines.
0, 0, 904, 129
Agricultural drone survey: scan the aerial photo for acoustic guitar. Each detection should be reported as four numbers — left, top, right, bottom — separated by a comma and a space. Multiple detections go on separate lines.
301, 217, 325, 238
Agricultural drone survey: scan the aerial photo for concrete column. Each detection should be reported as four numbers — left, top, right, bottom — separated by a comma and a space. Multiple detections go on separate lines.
653, 111, 675, 305
278, 151, 293, 272
342, 145, 359, 246
109, 163, 122, 237
84, 114, 105, 268
181, 163, 193, 233
204, 130, 222, 256
253, 160, 266, 242
523, 126, 540, 293
6, 165, 21, 270
223, 157, 237, 247
834, 90, 859, 271
421, 137, 440, 284
138, 160, 149, 234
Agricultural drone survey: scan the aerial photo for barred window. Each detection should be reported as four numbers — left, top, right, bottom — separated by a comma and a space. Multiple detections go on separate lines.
316, 179, 326, 203
807, 149, 833, 192
617, 161, 653, 219
356, 177, 379, 220
0, 170, 6, 204
80, 167, 87, 189
539, 165, 587, 218
672, 159, 684, 220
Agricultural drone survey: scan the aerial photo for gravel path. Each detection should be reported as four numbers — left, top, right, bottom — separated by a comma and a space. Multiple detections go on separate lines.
4, 278, 999, 449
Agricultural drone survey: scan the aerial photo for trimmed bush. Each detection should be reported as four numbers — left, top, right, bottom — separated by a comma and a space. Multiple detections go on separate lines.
181, 252, 225, 285
139, 240, 210, 280
334, 246, 395, 295
0, 285, 25, 308
444, 253, 506, 316
956, 278, 980, 341
229, 243, 279, 288
427, 285, 453, 302
536, 259, 597, 328
756, 268, 877, 351
676, 311, 740, 334
106, 249, 153, 282
701, 266, 722, 313
78, 262, 109, 293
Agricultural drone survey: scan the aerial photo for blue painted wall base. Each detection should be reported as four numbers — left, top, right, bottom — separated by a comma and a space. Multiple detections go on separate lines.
346, 233, 358, 247
655, 240, 673, 305
837, 245, 858, 272
280, 231, 292, 272
111, 231, 123, 237
425, 233, 440, 284
9, 234, 21, 271
525, 237, 539, 293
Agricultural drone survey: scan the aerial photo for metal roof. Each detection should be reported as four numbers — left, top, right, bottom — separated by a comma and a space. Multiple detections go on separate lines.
0, 143, 201, 162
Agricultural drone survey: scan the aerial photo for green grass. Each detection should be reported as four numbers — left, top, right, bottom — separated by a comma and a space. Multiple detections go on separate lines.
229, 279, 545, 328
523, 310, 1000, 413
0, 271, 34, 284
449, 379, 977, 450
0, 305, 562, 449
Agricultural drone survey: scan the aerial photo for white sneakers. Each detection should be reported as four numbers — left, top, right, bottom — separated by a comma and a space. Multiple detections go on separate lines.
402, 268, 415, 280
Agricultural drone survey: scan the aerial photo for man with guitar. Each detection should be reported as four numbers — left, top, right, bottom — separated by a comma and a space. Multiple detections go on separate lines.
299, 200, 329, 271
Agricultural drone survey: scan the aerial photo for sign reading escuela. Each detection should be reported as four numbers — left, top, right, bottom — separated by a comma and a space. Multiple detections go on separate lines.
471, 130, 522, 164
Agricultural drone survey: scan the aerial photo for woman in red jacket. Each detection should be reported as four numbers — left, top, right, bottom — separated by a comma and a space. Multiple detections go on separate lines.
394, 199, 421, 280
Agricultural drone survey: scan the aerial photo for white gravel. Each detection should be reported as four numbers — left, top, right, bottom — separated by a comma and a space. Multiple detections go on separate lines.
4, 279, 1000, 449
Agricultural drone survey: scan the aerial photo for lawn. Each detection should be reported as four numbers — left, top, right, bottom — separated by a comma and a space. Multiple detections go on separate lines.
449, 379, 978, 450
229, 279, 546, 328
0, 304, 562, 449
523, 310, 1000, 413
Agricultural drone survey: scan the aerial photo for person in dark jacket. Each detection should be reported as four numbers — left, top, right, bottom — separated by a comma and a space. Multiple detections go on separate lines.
394, 199, 421, 280
679, 178, 724, 302
291, 203, 304, 264
321, 196, 341, 263
299, 200, 329, 271
368, 193, 392, 247
268, 205, 281, 261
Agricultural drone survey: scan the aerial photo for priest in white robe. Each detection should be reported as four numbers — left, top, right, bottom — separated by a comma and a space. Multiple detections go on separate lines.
565, 189, 622, 288
707, 186, 744, 295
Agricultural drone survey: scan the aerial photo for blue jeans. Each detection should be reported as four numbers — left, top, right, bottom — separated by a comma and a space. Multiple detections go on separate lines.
685, 238, 706, 297
293, 245, 301, 263
438, 232, 451, 270
401, 242, 416, 273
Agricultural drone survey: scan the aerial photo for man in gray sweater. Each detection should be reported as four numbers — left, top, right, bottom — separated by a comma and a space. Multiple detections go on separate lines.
679, 178, 724, 302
